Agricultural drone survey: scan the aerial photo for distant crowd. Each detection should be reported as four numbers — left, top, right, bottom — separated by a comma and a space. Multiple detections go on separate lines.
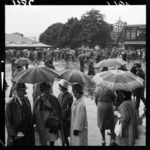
5, 47, 145, 65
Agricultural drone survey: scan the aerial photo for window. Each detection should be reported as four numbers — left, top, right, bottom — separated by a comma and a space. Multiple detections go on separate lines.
126, 30, 130, 40
131, 30, 136, 40
137, 30, 142, 40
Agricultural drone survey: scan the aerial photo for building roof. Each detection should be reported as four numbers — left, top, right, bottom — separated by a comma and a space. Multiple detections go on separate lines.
124, 24, 146, 27
5, 33, 52, 48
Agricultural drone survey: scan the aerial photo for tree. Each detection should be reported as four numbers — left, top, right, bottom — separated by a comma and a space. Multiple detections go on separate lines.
58, 17, 83, 48
39, 23, 64, 48
79, 8, 112, 48
111, 17, 126, 46
39, 9, 113, 49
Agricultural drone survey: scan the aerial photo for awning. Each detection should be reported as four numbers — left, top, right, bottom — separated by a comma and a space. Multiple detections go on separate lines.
124, 41, 146, 45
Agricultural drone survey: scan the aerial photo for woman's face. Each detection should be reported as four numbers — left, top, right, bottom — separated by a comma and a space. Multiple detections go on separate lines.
72, 90, 80, 99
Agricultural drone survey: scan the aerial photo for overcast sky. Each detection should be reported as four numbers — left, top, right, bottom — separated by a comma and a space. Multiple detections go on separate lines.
5, 5, 146, 41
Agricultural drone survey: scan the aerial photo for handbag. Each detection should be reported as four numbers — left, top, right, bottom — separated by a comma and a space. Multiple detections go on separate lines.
45, 111, 60, 131
114, 119, 122, 136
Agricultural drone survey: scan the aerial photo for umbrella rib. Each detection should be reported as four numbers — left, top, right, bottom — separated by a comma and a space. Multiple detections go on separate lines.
13, 67, 33, 83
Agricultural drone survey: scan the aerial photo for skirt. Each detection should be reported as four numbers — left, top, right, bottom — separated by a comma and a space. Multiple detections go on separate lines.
97, 101, 114, 130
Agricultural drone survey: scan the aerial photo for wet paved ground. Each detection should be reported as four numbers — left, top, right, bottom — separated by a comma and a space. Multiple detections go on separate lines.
5, 60, 146, 146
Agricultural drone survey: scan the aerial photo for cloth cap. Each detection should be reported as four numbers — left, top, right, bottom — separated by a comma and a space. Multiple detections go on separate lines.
72, 83, 83, 93
59, 79, 69, 90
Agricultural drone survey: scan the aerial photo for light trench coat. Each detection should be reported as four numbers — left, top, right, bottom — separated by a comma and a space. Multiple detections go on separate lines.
70, 96, 88, 146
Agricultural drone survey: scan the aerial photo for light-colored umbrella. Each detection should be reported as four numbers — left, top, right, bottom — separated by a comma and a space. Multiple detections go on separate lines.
78, 54, 88, 60
94, 58, 127, 68
13, 66, 60, 84
60, 69, 95, 87
23, 49, 28, 52
92, 70, 144, 91
15, 57, 31, 66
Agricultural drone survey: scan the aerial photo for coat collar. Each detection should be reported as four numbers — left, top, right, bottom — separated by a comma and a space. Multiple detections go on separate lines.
14, 94, 23, 105
73, 96, 84, 106
136, 69, 142, 75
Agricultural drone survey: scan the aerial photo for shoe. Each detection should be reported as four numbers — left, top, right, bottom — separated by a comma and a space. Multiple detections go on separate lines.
109, 142, 118, 146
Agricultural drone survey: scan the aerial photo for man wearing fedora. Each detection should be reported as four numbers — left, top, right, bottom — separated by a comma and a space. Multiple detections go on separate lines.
134, 63, 146, 114
5, 83, 35, 146
58, 79, 73, 146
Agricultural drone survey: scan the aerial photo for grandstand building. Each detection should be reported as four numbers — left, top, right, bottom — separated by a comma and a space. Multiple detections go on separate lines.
123, 24, 146, 50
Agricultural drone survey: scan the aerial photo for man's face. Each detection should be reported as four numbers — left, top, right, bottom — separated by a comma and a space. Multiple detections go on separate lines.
17, 89, 27, 97
72, 89, 80, 99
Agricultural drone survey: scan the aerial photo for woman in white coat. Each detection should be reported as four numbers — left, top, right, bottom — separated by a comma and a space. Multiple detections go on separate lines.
70, 83, 88, 146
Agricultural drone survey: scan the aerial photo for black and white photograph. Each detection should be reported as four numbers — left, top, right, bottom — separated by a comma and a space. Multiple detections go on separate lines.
4, 2, 146, 146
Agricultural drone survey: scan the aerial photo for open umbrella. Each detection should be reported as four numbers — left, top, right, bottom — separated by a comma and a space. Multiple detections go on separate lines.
23, 49, 28, 52
60, 69, 95, 87
15, 57, 31, 66
94, 58, 127, 68
78, 54, 88, 61
92, 70, 144, 91
12, 66, 60, 84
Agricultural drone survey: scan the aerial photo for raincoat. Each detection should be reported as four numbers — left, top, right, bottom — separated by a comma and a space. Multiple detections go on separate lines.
70, 96, 88, 146
88, 58, 95, 76
33, 93, 66, 145
116, 100, 139, 146
5, 95, 35, 146
58, 91, 73, 138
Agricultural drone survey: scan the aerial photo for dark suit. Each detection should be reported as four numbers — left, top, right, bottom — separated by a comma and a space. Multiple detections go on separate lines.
134, 69, 146, 110
5, 95, 35, 146
58, 91, 73, 138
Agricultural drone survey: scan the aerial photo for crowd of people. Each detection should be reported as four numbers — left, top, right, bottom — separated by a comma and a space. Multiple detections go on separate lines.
6, 47, 145, 65
5, 47, 146, 146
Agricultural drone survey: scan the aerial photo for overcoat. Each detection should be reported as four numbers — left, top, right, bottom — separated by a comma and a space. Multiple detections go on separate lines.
95, 86, 116, 130
33, 93, 66, 145
134, 69, 145, 97
5, 95, 35, 146
88, 58, 95, 76
70, 96, 88, 146
116, 100, 139, 146
58, 91, 73, 137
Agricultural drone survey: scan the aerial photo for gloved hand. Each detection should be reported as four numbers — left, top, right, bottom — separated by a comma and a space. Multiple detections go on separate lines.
114, 111, 121, 118
73, 130, 79, 136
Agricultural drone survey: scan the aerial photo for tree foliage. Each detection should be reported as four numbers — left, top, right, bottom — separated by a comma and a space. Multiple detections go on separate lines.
39, 9, 113, 48
111, 17, 126, 46
39, 23, 64, 48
